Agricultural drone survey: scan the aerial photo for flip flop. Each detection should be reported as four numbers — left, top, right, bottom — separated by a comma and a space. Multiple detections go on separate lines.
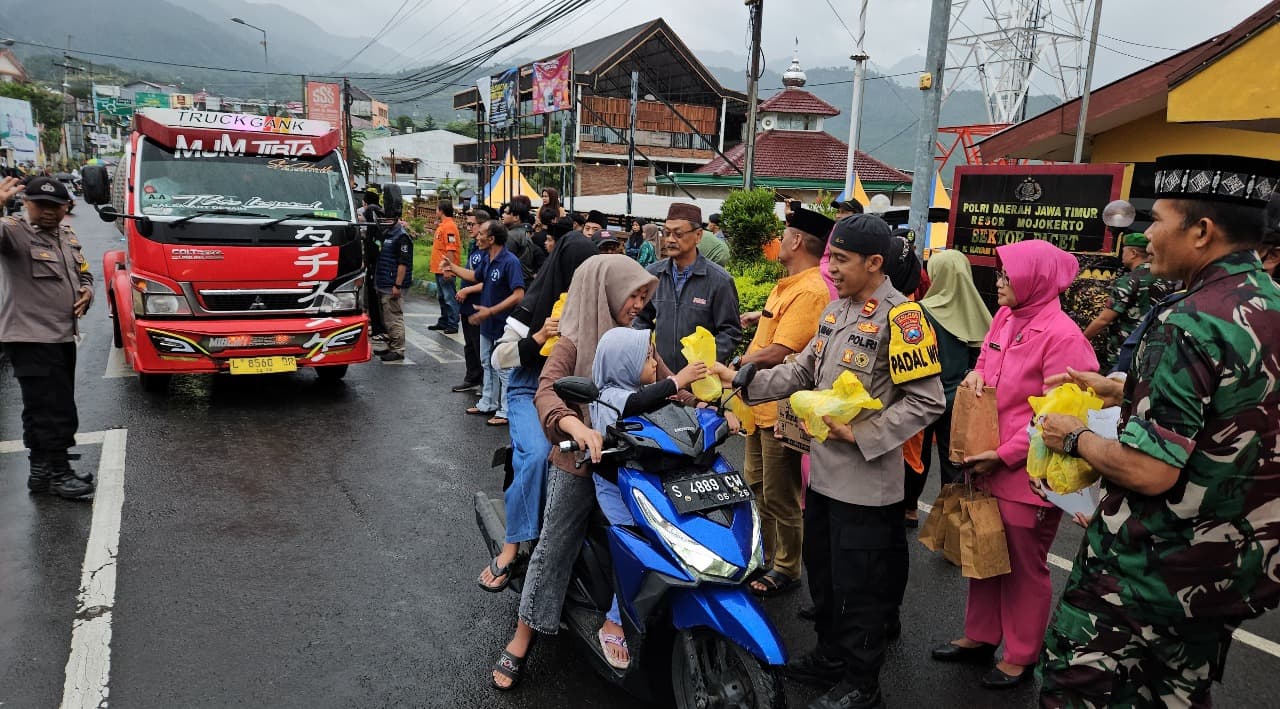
597, 629, 631, 670
466, 407, 496, 416
486, 417, 509, 427
477, 556, 513, 593
490, 649, 527, 691
750, 569, 800, 598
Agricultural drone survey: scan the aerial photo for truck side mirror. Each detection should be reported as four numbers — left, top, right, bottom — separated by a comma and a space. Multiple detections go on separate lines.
81, 165, 111, 205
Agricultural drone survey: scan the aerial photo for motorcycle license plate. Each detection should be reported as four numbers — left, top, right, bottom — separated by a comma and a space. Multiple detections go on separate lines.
228, 355, 297, 375
664, 471, 754, 514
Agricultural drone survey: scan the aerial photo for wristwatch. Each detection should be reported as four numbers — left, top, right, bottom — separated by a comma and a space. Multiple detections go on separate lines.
1062, 427, 1090, 457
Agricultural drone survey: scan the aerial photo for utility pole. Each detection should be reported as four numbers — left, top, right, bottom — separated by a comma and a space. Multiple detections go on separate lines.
907, 0, 951, 258
343, 78, 353, 166
626, 71, 639, 217
743, 0, 764, 190
843, 1, 870, 200
1073, 0, 1104, 163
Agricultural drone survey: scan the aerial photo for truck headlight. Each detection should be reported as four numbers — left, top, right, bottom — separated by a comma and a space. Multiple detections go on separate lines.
131, 276, 191, 315
322, 274, 364, 313
632, 489, 740, 582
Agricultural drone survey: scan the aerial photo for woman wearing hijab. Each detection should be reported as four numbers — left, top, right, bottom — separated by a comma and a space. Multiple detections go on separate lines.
476, 219, 597, 593
489, 255, 664, 690
930, 240, 1098, 689
913, 250, 992, 503
638, 223, 659, 267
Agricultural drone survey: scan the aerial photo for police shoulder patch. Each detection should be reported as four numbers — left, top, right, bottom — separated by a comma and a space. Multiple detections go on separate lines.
887, 301, 941, 384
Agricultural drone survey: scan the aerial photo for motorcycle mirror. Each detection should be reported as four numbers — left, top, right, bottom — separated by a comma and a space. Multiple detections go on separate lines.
732, 362, 757, 390
553, 376, 600, 405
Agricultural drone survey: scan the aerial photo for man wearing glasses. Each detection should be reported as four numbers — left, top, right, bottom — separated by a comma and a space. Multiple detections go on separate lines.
634, 202, 741, 370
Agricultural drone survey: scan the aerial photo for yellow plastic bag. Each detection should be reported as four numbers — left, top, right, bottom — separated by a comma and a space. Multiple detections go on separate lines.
679, 326, 724, 402
725, 395, 757, 436
538, 292, 569, 356
1027, 383, 1104, 493
788, 370, 883, 443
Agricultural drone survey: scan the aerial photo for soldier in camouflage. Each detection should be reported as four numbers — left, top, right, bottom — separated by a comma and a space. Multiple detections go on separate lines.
1038, 154, 1280, 708
1082, 232, 1176, 372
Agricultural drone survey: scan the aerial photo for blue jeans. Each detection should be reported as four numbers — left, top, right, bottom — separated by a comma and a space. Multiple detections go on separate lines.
434, 274, 459, 329
504, 366, 551, 544
477, 335, 510, 419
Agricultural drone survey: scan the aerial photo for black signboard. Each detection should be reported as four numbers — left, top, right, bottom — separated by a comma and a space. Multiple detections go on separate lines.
948, 164, 1124, 263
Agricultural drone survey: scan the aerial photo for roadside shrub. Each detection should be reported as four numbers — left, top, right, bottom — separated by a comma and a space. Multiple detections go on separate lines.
722, 187, 783, 267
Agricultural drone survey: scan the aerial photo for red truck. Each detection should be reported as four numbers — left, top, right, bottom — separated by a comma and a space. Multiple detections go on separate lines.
80, 108, 370, 392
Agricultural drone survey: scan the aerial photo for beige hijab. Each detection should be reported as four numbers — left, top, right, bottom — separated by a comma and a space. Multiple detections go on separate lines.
920, 250, 992, 347
558, 254, 658, 378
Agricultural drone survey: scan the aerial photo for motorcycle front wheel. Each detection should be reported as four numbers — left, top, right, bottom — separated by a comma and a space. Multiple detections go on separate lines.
671, 629, 785, 709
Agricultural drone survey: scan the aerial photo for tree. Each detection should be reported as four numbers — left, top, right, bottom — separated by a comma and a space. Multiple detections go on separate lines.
421, 114, 437, 130
721, 187, 783, 267
393, 115, 416, 132
444, 118, 477, 139
348, 133, 372, 180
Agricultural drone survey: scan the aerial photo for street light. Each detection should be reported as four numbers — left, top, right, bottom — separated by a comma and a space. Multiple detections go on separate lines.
230, 17, 269, 112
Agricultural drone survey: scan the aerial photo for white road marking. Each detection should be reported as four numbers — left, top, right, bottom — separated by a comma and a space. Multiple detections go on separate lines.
0, 431, 107, 455
60, 428, 127, 709
917, 499, 1280, 659
403, 311, 466, 345
103, 347, 132, 379
404, 325, 463, 364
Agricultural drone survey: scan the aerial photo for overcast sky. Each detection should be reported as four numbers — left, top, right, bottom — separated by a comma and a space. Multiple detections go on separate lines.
259, 0, 1265, 94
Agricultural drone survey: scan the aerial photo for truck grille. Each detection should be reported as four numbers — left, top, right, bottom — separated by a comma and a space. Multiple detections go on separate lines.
199, 291, 309, 312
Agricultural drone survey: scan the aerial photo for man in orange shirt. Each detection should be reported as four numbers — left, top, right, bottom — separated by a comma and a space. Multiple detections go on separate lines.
739, 206, 834, 596
429, 201, 462, 334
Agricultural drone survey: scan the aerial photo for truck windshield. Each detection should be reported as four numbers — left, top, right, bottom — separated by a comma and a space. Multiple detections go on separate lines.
136, 138, 352, 220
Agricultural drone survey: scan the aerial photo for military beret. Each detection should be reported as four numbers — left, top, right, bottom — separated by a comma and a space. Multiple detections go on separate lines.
1121, 232, 1149, 249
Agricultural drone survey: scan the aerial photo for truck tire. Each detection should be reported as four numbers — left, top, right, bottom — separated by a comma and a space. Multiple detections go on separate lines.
138, 372, 171, 393
109, 294, 123, 348
315, 365, 348, 382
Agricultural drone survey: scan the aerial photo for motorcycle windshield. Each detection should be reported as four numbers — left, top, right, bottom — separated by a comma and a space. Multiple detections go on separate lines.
136, 138, 353, 225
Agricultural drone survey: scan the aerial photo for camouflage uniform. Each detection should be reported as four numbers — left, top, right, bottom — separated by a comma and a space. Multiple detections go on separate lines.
1101, 263, 1176, 372
1040, 251, 1280, 708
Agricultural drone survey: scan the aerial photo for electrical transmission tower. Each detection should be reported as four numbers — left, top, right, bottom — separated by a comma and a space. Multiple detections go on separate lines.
946, 0, 1092, 124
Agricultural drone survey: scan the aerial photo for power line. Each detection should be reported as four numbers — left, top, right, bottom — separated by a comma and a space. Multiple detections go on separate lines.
329, 0, 422, 73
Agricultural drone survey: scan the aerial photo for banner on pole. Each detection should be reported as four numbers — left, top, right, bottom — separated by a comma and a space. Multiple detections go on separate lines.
0, 97, 39, 162
489, 67, 518, 126
134, 92, 170, 109
306, 81, 342, 128
531, 51, 572, 115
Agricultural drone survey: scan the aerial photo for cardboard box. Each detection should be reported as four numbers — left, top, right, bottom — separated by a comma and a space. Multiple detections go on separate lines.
775, 400, 811, 454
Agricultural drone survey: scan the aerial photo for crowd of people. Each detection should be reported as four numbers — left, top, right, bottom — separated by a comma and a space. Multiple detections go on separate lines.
409, 151, 1280, 709
7, 145, 1280, 708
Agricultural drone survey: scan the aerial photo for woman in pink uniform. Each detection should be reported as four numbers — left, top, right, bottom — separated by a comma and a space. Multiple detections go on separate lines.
929, 239, 1097, 689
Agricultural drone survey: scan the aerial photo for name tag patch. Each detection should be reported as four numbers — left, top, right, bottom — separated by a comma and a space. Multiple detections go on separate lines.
693, 297, 707, 305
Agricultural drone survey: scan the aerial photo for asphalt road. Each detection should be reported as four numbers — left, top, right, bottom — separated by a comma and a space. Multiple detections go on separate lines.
3, 212, 1280, 708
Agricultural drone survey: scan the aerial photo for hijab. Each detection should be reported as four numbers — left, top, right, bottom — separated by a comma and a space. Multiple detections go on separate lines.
590, 327, 651, 434
511, 229, 598, 333
558, 255, 658, 378
996, 239, 1079, 326
920, 250, 992, 347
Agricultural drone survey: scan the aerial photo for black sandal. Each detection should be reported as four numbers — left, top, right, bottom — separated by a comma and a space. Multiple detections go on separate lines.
750, 569, 800, 598
490, 649, 527, 691
477, 557, 513, 593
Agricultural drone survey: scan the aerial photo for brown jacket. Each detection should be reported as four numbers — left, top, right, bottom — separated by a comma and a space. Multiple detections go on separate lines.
536, 336, 676, 476
0, 216, 93, 343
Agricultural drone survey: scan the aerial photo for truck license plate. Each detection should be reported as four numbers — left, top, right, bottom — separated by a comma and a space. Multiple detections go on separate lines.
229, 356, 297, 375
664, 471, 754, 514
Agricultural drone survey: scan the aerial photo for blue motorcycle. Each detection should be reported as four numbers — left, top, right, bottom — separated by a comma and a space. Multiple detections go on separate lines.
474, 366, 788, 708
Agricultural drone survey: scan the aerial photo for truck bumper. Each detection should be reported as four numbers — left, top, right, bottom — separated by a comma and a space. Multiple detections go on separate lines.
128, 315, 371, 374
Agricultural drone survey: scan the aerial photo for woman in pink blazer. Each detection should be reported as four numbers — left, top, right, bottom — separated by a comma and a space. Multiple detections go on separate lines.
929, 239, 1098, 689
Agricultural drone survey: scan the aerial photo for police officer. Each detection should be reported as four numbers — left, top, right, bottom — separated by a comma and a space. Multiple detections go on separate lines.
719, 214, 944, 709
0, 175, 95, 500
1039, 154, 1280, 707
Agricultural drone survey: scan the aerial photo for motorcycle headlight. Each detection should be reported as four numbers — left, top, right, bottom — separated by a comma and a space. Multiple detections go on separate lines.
632, 489, 740, 582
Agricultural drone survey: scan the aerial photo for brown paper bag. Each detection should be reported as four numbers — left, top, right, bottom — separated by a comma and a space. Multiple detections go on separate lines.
959, 493, 1012, 579
942, 487, 967, 566
949, 386, 1001, 465
918, 483, 963, 551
